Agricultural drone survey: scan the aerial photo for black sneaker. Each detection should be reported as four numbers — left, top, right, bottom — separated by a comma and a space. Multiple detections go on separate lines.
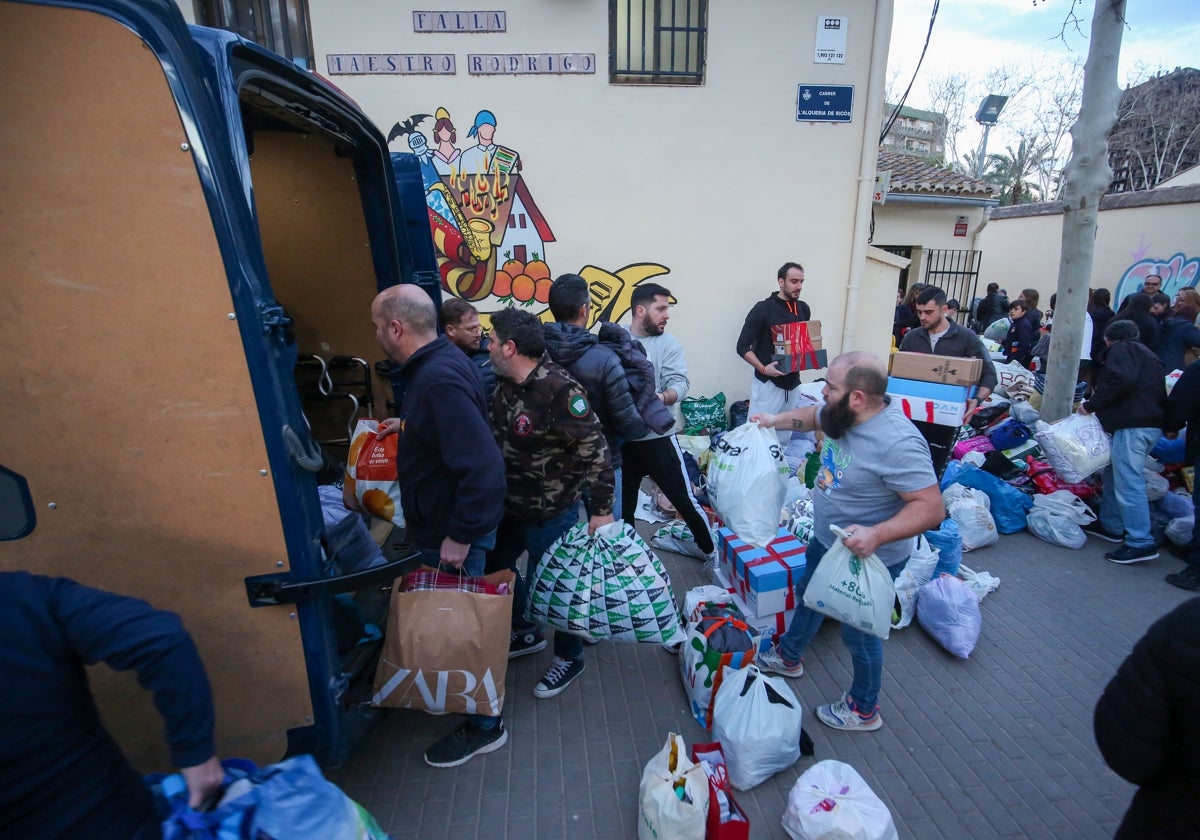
509, 628, 546, 659
1105, 544, 1159, 565
1165, 567, 1200, 591
1083, 521, 1123, 543
533, 656, 585, 699
423, 721, 508, 768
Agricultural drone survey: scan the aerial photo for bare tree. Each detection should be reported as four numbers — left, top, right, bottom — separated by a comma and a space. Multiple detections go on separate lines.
926, 71, 969, 163
1108, 67, 1200, 191
1042, 0, 1127, 423
1028, 56, 1085, 199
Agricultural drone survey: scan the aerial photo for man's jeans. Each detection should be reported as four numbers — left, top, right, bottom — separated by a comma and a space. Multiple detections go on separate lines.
1099, 426, 1161, 549
777, 537, 904, 712
417, 530, 500, 730
488, 504, 584, 661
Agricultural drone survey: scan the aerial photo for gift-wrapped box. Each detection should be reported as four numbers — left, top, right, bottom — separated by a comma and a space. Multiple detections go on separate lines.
771, 321, 826, 372
716, 527, 806, 617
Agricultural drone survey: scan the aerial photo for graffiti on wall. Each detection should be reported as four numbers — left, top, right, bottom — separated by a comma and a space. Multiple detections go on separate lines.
1115, 251, 1200, 303
389, 107, 669, 326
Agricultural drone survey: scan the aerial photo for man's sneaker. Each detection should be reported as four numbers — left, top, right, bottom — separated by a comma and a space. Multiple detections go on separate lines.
1083, 521, 1123, 543
1165, 567, 1200, 591
1105, 544, 1159, 565
423, 721, 508, 768
509, 628, 546, 659
816, 695, 883, 732
533, 656, 585, 699
755, 645, 804, 678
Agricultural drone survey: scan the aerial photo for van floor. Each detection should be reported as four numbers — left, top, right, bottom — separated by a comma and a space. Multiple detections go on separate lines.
329, 524, 1181, 839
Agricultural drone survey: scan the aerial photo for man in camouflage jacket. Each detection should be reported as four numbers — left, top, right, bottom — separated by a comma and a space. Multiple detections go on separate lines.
486, 307, 614, 701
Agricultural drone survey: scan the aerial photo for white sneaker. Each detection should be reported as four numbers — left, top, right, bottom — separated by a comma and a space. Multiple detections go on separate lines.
755, 645, 804, 678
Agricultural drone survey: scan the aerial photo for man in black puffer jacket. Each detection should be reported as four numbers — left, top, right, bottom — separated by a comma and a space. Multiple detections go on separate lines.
544, 274, 650, 520
1094, 597, 1200, 838
1079, 319, 1167, 565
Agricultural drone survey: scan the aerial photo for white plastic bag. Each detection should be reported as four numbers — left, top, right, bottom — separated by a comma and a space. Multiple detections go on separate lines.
917, 575, 982, 659
712, 665, 803, 791
1034, 414, 1112, 483
1166, 516, 1194, 547
947, 497, 999, 551
803, 526, 895, 640
782, 760, 899, 840
891, 535, 939, 630
1144, 469, 1169, 502
942, 483, 990, 512
957, 565, 1001, 601
961, 450, 987, 468
1025, 489, 1096, 549
708, 422, 789, 548
638, 732, 710, 840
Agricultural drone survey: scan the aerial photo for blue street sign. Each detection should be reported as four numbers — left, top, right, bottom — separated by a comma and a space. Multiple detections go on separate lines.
796, 84, 854, 123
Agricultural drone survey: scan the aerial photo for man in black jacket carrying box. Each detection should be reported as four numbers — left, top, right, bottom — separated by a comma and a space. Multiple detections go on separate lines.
898, 286, 997, 416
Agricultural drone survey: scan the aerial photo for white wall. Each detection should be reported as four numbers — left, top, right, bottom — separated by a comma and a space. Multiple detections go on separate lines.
978, 198, 1200, 306
312, 0, 895, 400
873, 203, 987, 252
177, 0, 896, 401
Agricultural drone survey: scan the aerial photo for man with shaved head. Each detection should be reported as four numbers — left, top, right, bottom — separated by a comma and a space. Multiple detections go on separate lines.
370, 284, 509, 768
751, 351, 943, 733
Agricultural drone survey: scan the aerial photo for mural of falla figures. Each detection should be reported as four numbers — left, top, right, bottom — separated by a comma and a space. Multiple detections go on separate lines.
389, 105, 671, 326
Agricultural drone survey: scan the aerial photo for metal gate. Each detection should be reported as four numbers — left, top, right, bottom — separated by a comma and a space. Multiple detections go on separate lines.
924, 249, 982, 324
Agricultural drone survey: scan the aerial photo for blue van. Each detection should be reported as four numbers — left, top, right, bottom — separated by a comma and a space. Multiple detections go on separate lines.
0, 0, 437, 767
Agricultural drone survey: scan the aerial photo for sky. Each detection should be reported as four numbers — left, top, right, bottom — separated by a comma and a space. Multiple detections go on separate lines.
886, 0, 1200, 165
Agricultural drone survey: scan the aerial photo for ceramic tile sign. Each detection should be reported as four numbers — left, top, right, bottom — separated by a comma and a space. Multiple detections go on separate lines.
814, 16, 847, 64
413, 11, 506, 32
326, 54, 455, 75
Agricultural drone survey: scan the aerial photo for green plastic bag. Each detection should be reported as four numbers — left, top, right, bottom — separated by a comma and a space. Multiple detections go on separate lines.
681, 392, 727, 435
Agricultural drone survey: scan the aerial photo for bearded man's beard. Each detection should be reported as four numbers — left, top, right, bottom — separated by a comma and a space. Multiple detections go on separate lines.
819, 392, 856, 439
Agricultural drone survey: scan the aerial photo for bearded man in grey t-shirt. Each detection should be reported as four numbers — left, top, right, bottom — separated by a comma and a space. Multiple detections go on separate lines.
750, 352, 943, 732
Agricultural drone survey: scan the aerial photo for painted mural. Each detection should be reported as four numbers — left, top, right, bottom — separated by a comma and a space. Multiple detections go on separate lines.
1114, 250, 1200, 303
389, 107, 669, 326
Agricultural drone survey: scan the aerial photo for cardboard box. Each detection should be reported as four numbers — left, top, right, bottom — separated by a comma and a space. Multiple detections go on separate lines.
887, 376, 973, 403
890, 351, 983, 387
893, 395, 967, 427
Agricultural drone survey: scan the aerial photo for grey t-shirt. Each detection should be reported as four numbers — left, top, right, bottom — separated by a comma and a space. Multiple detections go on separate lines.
811, 399, 938, 567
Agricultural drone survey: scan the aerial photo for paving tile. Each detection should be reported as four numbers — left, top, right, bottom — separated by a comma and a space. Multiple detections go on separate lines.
327, 528, 1190, 839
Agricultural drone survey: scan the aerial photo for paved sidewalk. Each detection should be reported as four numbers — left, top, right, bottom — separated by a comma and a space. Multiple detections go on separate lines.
330, 526, 1195, 839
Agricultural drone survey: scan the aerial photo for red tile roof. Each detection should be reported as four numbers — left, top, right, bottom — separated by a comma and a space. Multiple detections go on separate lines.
878, 150, 998, 196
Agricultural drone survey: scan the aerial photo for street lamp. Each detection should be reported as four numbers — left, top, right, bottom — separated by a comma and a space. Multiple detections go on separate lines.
973, 94, 1009, 179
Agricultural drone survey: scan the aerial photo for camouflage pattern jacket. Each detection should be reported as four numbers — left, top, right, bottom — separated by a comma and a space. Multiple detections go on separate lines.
492, 355, 614, 521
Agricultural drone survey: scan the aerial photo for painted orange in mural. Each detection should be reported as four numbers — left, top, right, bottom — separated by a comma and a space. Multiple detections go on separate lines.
389, 106, 670, 326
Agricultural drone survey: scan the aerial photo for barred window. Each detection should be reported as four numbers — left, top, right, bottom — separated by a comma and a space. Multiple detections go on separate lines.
195, 0, 315, 69
610, 0, 707, 85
